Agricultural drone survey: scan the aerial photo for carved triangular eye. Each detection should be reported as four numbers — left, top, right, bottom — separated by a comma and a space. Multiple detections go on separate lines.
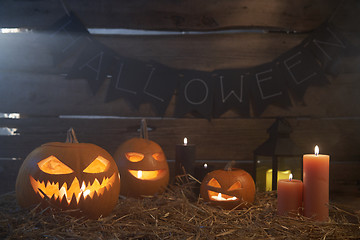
125, 152, 144, 162
228, 181, 242, 191
38, 156, 73, 174
152, 152, 164, 161
207, 178, 221, 188
83, 156, 110, 173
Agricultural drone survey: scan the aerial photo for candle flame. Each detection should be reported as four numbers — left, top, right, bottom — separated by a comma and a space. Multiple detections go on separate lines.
137, 170, 143, 179
315, 145, 319, 156
203, 163, 208, 169
210, 191, 237, 201
289, 173, 293, 181
184, 137, 188, 146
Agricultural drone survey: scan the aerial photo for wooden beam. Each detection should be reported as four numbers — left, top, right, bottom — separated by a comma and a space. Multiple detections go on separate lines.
0, 0, 344, 31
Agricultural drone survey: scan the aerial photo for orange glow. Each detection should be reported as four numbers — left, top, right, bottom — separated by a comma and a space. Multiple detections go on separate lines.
128, 170, 162, 180
152, 153, 163, 161
207, 178, 221, 188
37, 156, 73, 174
125, 152, 144, 162
29, 173, 117, 204
209, 191, 238, 201
83, 156, 110, 173
227, 181, 242, 191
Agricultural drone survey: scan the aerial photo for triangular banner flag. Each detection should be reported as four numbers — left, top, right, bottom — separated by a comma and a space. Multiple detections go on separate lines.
106, 57, 155, 109
277, 45, 329, 100
67, 38, 114, 94
212, 69, 250, 117
174, 70, 214, 119
306, 23, 358, 75
42, 12, 90, 65
140, 62, 179, 116
248, 62, 292, 116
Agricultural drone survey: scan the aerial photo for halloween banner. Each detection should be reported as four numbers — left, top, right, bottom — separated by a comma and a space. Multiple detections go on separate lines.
43, 13, 357, 118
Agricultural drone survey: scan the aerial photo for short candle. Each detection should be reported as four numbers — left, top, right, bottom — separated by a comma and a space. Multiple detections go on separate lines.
277, 174, 303, 216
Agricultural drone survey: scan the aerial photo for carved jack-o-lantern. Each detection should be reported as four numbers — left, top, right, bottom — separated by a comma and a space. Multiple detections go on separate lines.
200, 167, 255, 210
114, 119, 169, 198
15, 129, 121, 219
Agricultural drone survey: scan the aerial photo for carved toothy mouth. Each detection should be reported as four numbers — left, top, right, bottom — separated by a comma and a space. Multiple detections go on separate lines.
29, 173, 117, 204
208, 190, 238, 201
128, 170, 165, 180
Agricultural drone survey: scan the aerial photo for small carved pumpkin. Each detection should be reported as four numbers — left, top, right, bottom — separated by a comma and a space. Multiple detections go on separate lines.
114, 119, 169, 198
15, 128, 120, 219
200, 166, 255, 210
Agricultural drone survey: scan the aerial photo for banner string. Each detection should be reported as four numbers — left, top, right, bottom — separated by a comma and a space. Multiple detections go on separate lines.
60, 0, 70, 17
328, 0, 346, 23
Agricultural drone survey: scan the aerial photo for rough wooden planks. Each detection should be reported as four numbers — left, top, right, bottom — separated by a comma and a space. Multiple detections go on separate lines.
0, 31, 308, 72
0, 0, 342, 31
1, 117, 359, 162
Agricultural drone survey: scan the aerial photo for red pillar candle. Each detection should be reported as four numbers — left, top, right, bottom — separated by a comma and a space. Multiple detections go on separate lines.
277, 174, 303, 216
303, 145, 330, 221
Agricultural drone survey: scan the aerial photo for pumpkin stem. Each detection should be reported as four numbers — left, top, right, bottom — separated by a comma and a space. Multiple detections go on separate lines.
224, 160, 235, 171
140, 118, 149, 139
66, 128, 79, 143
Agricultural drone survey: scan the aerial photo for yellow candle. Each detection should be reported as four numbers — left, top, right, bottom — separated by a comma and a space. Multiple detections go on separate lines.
266, 169, 292, 191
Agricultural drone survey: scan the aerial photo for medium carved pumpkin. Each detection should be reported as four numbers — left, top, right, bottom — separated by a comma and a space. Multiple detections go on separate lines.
114, 119, 169, 198
200, 166, 255, 210
15, 128, 121, 219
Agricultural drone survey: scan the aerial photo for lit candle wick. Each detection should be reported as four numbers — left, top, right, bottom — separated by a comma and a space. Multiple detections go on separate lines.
137, 170, 143, 179
289, 173, 293, 181
315, 145, 319, 156
203, 163, 208, 169
184, 137, 188, 146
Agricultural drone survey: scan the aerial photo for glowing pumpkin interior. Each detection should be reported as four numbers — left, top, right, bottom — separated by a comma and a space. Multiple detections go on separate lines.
207, 178, 242, 201
30, 155, 117, 204
125, 151, 166, 180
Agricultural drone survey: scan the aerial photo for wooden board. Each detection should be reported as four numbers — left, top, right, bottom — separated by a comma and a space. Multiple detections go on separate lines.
0, 30, 359, 118
0, 0, 344, 31
0, 31, 309, 72
1, 117, 359, 161
0, 71, 359, 118
0, 0, 359, 196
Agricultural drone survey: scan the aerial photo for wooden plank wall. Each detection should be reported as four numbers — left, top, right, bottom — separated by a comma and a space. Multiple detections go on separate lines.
0, 0, 359, 196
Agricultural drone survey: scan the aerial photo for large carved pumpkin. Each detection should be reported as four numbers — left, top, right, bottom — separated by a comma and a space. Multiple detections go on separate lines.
114, 119, 169, 198
15, 128, 121, 219
200, 166, 255, 210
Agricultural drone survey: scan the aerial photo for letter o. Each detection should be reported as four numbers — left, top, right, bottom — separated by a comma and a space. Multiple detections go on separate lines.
184, 78, 209, 105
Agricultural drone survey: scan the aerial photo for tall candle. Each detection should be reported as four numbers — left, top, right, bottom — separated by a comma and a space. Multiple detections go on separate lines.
277, 174, 303, 216
303, 145, 329, 221
175, 137, 196, 176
